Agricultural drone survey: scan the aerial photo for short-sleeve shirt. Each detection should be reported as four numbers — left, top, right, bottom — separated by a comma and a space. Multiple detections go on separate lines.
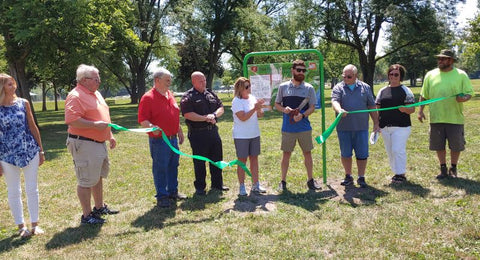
420, 67, 473, 124
275, 81, 317, 133
0, 99, 40, 167
376, 85, 415, 128
180, 88, 223, 129
65, 84, 112, 142
138, 88, 180, 137
231, 95, 260, 139
331, 80, 375, 131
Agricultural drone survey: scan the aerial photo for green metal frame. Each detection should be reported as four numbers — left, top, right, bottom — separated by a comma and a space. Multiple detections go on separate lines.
242, 49, 327, 184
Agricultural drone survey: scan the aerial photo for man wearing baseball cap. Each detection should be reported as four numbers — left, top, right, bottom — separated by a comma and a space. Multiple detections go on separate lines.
418, 49, 474, 179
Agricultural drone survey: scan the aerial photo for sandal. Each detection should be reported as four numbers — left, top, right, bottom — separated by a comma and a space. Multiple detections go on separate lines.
391, 174, 407, 184
18, 227, 32, 238
31, 226, 45, 235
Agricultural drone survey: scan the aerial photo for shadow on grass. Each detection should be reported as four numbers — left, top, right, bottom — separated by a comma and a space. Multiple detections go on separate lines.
131, 204, 177, 231
438, 177, 480, 194
0, 234, 31, 253
341, 184, 389, 207
45, 224, 102, 250
277, 186, 339, 211
388, 180, 430, 197
179, 189, 223, 211
230, 193, 279, 213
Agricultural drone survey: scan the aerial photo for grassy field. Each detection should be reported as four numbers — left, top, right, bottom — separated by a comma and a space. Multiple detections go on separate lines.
0, 80, 479, 259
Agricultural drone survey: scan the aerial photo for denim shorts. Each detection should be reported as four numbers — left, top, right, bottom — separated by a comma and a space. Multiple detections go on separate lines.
337, 130, 369, 159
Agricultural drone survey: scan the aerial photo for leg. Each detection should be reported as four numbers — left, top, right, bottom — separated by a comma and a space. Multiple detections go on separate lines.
356, 159, 368, 177
303, 151, 313, 180
237, 157, 248, 184
209, 130, 224, 189
23, 154, 40, 226
390, 127, 411, 175
381, 127, 396, 173
436, 150, 447, 165
1, 161, 25, 226
167, 138, 180, 195
248, 156, 258, 184
281, 152, 292, 181
189, 132, 208, 191
149, 137, 170, 198
91, 178, 103, 210
341, 157, 353, 175
77, 185, 92, 217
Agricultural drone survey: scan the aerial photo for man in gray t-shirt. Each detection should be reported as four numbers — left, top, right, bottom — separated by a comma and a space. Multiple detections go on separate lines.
331, 64, 379, 188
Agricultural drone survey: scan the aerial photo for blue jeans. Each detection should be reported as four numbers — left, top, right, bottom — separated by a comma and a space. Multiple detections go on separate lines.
149, 137, 179, 199
337, 130, 369, 159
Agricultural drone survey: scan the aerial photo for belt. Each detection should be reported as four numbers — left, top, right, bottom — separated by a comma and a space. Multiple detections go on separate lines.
188, 124, 217, 132
151, 134, 177, 140
68, 134, 105, 143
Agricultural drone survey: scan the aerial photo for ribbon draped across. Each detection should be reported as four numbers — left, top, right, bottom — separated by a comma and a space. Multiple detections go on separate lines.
108, 123, 252, 177
315, 94, 459, 144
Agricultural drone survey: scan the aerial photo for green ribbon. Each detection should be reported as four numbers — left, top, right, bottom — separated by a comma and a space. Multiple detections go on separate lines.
315, 94, 458, 144
108, 123, 252, 177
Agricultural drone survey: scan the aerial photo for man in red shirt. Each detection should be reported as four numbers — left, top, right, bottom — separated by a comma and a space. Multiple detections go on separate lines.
65, 64, 119, 225
138, 68, 185, 208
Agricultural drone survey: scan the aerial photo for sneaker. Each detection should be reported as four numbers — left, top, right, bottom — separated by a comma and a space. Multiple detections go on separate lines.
93, 203, 119, 215
238, 184, 247, 196
81, 213, 105, 224
448, 167, 457, 178
340, 174, 354, 186
357, 177, 367, 188
307, 179, 321, 190
169, 191, 187, 200
278, 180, 287, 191
251, 182, 267, 193
157, 197, 171, 208
436, 166, 449, 179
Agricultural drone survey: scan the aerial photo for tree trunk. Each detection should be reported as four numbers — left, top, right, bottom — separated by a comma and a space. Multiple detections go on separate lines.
8, 60, 39, 126
42, 81, 47, 111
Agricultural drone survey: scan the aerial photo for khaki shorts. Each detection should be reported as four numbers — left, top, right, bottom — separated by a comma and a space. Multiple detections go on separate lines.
281, 131, 314, 152
66, 138, 109, 187
429, 123, 465, 152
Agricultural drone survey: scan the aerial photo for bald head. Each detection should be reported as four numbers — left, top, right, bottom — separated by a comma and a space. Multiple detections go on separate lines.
191, 71, 206, 92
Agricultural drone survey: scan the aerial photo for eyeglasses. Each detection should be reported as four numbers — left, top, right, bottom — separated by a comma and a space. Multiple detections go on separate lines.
85, 77, 100, 82
245, 84, 250, 89
389, 73, 400, 77
343, 75, 353, 79
295, 68, 307, 73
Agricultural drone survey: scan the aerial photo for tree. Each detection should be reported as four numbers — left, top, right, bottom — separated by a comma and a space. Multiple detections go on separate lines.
294, 0, 463, 93
458, 14, 480, 74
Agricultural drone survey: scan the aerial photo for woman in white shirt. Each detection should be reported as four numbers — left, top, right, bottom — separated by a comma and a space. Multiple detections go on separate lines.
231, 77, 266, 196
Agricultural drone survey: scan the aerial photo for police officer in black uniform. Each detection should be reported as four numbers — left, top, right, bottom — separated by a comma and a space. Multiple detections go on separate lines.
180, 71, 229, 195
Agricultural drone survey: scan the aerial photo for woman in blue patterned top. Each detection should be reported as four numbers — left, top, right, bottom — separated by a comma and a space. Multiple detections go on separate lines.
0, 74, 45, 238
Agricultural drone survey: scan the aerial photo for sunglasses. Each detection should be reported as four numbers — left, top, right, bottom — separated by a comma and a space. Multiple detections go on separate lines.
389, 73, 400, 77
295, 68, 307, 73
343, 75, 353, 79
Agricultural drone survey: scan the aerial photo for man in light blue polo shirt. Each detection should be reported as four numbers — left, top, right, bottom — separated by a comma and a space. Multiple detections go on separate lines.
274, 59, 321, 191
331, 64, 379, 187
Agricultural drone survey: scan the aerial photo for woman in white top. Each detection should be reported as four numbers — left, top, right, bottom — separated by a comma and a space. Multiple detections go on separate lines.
231, 77, 265, 196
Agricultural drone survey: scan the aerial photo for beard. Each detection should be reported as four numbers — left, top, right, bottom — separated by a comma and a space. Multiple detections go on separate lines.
293, 74, 305, 82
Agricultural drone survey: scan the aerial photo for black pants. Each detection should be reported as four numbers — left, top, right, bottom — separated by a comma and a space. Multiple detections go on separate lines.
188, 129, 223, 191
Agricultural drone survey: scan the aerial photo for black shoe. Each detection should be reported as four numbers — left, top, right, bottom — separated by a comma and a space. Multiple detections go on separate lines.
448, 167, 457, 178
169, 192, 187, 200
278, 180, 287, 191
81, 213, 105, 224
195, 189, 206, 196
307, 179, 321, 190
436, 166, 449, 179
156, 197, 171, 208
212, 186, 229, 191
340, 175, 354, 186
92, 204, 119, 215
357, 177, 367, 188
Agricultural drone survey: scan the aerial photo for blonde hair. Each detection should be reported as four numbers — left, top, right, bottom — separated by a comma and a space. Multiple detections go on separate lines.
0, 74, 17, 104
234, 77, 250, 98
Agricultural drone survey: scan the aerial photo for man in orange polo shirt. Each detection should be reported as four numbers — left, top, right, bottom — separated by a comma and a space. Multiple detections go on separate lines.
138, 68, 185, 208
65, 64, 119, 225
